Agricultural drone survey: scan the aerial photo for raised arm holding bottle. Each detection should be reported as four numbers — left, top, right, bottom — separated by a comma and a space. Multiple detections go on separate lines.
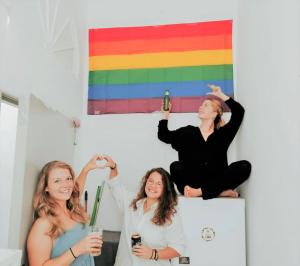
158, 84, 251, 200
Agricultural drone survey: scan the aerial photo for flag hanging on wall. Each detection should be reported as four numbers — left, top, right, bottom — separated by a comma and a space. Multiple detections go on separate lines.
88, 20, 233, 114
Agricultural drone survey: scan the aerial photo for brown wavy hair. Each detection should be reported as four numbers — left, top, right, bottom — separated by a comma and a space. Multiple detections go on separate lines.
130, 168, 178, 226
33, 161, 88, 238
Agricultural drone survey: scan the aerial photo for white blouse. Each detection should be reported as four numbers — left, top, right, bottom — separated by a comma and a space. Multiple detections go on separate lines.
106, 176, 186, 266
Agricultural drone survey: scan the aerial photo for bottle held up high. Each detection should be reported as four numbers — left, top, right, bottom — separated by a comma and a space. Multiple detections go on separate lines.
163, 90, 170, 111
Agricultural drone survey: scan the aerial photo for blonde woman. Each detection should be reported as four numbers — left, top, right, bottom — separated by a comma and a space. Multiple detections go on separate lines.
158, 84, 251, 199
27, 155, 103, 266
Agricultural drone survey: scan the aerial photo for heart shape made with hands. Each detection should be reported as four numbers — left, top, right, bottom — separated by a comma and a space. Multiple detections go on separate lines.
96, 158, 108, 169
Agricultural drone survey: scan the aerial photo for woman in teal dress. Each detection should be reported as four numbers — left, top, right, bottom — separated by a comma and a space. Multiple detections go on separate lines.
27, 155, 103, 266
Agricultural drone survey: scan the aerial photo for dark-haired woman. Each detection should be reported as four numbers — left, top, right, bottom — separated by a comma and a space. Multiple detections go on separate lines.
158, 84, 251, 199
102, 155, 185, 266
27, 155, 103, 266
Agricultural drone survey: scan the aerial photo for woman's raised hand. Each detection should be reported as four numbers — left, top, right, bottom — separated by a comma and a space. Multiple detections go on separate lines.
207, 84, 229, 101
101, 154, 116, 169
84, 154, 117, 172
83, 154, 105, 172
161, 101, 172, 120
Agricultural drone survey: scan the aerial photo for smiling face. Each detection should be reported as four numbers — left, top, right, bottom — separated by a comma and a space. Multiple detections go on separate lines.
46, 167, 74, 203
198, 99, 218, 120
145, 171, 164, 200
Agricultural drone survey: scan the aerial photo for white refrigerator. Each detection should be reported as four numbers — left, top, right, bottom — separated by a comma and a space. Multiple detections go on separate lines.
172, 197, 246, 266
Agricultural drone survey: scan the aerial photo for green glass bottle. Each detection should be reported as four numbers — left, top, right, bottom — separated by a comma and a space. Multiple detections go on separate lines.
163, 90, 170, 111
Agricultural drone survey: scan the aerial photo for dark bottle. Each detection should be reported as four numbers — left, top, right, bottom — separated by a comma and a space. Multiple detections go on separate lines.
163, 90, 170, 111
131, 233, 142, 247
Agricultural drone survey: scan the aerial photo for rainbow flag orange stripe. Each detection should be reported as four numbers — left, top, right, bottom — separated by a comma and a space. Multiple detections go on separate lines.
89, 35, 232, 56
88, 20, 233, 114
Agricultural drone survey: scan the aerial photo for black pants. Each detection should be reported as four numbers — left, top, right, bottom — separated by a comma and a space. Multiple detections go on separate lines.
169, 160, 251, 200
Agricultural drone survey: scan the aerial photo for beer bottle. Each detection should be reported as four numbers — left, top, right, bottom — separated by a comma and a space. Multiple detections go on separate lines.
163, 90, 170, 111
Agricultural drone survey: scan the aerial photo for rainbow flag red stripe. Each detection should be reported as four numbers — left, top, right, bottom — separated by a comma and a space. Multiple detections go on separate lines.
88, 20, 233, 114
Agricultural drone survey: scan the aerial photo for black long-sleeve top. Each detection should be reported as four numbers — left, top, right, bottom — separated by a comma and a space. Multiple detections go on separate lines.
158, 98, 245, 176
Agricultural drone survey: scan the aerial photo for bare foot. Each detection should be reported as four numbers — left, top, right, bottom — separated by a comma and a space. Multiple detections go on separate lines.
219, 189, 239, 198
184, 185, 191, 197
184, 185, 202, 197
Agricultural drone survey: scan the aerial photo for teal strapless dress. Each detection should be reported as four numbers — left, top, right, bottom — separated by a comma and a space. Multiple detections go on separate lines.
51, 223, 95, 266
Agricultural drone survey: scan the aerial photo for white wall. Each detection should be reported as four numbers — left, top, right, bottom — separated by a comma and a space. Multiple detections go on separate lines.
236, 1, 300, 266
88, 0, 238, 28
0, 0, 85, 118
0, 0, 87, 249
75, 0, 239, 231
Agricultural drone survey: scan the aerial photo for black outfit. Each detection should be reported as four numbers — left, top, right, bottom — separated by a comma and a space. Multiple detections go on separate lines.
158, 98, 251, 199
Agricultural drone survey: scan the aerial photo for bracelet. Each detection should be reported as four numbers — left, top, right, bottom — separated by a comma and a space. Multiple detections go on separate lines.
150, 249, 155, 259
153, 249, 157, 260
154, 249, 159, 261
69, 247, 77, 259
110, 162, 117, 170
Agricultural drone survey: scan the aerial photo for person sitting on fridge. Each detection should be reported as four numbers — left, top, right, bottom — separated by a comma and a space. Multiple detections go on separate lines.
157, 84, 251, 200
27, 155, 103, 266
102, 154, 185, 266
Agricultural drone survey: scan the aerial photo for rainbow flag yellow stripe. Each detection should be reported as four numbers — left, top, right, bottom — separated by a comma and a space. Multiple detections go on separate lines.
89, 49, 232, 71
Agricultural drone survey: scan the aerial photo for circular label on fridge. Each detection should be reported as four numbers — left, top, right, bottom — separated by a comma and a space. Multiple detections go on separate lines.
201, 227, 215, 241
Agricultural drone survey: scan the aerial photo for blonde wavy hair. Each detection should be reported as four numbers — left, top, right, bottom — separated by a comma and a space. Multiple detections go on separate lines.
33, 161, 88, 238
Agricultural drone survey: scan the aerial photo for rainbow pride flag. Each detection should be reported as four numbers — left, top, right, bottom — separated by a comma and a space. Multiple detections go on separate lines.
88, 20, 233, 114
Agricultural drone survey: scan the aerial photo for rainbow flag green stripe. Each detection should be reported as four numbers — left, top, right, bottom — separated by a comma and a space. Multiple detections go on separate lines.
89, 64, 233, 86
